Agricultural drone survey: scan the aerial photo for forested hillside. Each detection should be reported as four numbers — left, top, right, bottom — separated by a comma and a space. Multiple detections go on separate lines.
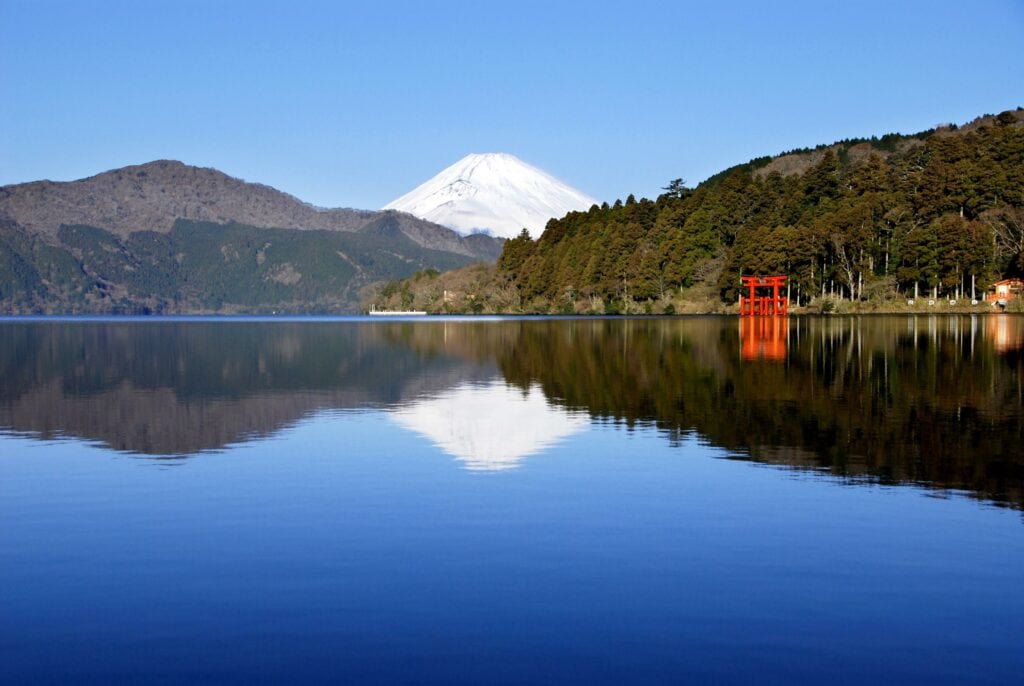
0, 219, 476, 314
369, 109, 1024, 314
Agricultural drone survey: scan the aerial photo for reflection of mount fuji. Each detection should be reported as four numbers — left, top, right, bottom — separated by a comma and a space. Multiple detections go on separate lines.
391, 380, 587, 471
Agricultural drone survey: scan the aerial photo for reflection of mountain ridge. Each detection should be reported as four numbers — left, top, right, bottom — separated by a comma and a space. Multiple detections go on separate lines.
0, 322, 496, 455
6, 379, 369, 455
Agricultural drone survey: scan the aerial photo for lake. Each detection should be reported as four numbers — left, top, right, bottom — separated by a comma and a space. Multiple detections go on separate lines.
1, 315, 1022, 684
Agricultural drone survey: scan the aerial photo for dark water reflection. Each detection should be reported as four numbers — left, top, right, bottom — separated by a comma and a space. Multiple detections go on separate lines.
1, 315, 1022, 506
497, 316, 1024, 508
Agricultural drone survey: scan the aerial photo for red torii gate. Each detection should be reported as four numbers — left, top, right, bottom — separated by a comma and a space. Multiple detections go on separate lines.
740, 274, 788, 316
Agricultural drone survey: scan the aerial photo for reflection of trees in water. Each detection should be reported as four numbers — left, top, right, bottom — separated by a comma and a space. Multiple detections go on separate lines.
0, 316, 1021, 508
490, 316, 1024, 509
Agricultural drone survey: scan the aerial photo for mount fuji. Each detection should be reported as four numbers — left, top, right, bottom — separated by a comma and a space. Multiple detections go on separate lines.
383, 153, 597, 239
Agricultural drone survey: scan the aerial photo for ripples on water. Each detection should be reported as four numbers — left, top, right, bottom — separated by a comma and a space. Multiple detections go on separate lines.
1, 316, 1022, 683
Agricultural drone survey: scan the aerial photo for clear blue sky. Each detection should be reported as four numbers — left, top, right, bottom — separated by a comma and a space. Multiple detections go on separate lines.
2, 0, 1022, 209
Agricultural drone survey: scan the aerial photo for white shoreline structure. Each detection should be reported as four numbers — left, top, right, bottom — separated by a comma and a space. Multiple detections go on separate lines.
367, 306, 427, 316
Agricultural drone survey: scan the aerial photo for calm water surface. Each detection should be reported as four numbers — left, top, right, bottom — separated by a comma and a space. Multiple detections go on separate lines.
1, 316, 1022, 684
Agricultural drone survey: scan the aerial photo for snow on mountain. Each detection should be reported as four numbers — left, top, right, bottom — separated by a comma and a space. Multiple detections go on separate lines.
383, 153, 597, 239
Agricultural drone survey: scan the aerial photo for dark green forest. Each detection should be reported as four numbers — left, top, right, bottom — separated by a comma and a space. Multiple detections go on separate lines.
500, 109, 1024, 311
0, 219, 476, 314
499, 109, 1019, 311
372, 109, 1024, 314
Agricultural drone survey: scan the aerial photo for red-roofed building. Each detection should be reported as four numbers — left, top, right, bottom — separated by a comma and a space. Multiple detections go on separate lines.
987, 279, 1024, 302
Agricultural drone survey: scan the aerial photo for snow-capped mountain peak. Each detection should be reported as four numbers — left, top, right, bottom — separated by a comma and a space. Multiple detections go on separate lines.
383, 153, 597, 239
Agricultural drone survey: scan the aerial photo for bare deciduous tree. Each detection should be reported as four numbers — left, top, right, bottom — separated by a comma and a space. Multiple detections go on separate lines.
984, 207, 1024, 270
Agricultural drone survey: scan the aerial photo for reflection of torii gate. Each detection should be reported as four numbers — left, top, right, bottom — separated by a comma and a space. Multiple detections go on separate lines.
740, 275, 788, 316
740, 316, 788, 361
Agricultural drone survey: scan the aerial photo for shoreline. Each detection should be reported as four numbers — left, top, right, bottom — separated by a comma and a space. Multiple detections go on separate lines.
1, 308, 1021, 321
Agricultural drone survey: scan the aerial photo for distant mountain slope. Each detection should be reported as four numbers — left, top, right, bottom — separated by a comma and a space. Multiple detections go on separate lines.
707, 109, 1024, 186
384, 153, 597, 239
0, 217, 477, 314
0, 160, 502, 260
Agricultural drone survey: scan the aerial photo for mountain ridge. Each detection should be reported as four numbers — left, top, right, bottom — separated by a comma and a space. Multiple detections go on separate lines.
0, 159, 502, 261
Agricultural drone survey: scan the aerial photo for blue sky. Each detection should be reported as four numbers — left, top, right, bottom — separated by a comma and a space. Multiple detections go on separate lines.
1, 0, 1022, 208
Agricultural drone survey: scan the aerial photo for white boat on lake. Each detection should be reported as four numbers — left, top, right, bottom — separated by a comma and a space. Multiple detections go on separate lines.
367, 307, 427, 316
